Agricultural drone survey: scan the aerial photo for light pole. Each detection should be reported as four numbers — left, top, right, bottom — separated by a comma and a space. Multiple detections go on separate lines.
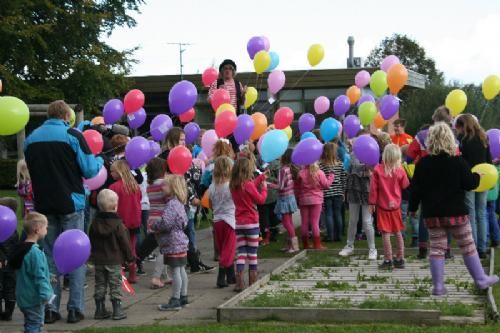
168, 42, 192, 80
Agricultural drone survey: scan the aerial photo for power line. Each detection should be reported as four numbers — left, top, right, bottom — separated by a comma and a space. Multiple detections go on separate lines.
167, 42, 193, 80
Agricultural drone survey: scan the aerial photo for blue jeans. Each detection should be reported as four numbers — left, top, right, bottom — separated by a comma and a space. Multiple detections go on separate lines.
465, 191, 488, 253
185, 218, 196, 253
42, 211, 86, 314
21, 304, 45, 333
320, 196, 343, 241
487, 200, 500, 243
401, 200, 418, 239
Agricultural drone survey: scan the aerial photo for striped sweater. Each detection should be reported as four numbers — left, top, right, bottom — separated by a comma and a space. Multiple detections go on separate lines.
146, 179, 167, 233
320, 162, 347, 198
278, 166, 294, 197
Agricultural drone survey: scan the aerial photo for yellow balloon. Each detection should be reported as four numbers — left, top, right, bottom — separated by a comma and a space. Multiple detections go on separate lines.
253, 50, 271, 74
244, 87, 258, 109
472, 163, 498, 192
215, 103, 235, 118
307, 44, 324, 67
445, 89, 467, 117
69, 108, 76, 127
482, 75, 500, 101
282, 126, 292, 140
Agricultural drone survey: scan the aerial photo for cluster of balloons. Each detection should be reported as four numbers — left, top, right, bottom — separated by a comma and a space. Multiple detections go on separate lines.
247, 36, 279, 74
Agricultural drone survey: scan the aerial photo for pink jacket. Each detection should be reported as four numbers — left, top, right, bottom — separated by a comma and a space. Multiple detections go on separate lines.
295, 168, 334, 206
369, 164, 410, 211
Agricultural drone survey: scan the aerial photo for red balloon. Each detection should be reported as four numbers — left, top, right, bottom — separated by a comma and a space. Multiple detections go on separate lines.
179, 108, 195, 123
82, 129, 103, 155
215, 111, 238, 138
124, 89, 145, 114
167, 146, 193, 175
274, 107, 294, 129
202, 68, 219, 88
210, 89, 231, 111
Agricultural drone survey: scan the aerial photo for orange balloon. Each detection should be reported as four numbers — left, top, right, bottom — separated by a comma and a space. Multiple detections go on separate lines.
250, 112, 268, 141
387, 64, 408, 95
374, 112, 387, 129
346, 85, 361, 104
91, 116, 104, 125
201, 190, 210, 209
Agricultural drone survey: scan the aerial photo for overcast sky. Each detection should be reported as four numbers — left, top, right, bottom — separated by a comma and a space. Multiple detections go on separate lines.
106, 0, 500, 84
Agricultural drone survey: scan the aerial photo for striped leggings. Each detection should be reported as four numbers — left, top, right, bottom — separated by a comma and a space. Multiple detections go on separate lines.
382, 232, 404, 261
236, 227, 260, 272
428, 223, 477, 259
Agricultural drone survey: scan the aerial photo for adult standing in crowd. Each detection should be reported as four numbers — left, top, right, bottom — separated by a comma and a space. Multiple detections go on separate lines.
208, 59, 246, 115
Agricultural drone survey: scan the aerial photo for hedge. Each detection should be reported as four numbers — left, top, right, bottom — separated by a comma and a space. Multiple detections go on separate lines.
0, 159, 17, 189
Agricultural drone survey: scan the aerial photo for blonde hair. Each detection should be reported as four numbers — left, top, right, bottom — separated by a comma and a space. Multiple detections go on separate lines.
97, 189, 119, 212
213, 156, 232, 185
426, 122, 457, 156
111, 160, 140, 194
230, 158, 254, 190
212, 140, 234, 159
24, 212, 47, 235
164, 174, 188, 204
16, 159, 30, 187
47, 100, 71, 119
320, 142, 338, 166
307, 163, 321, 184
382, 144, 402, 176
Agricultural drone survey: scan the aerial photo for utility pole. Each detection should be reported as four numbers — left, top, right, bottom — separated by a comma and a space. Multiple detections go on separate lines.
168, 42, 192, 80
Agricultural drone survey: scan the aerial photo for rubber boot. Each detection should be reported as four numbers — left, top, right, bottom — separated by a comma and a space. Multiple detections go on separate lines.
249, 270, 258, 286
463, 254, 500, 290
287, 237, 299, 253
226, 265, 236, 285
216, 267, 228, 288
429, 258, 447, 296
313, 236, 327, 250
2, 301, 15, 321
234, 271, 245, 292
94, 299, 111, 319
111, 299, 127, 320
301, 236, 310, 250
127, 263, 137, 284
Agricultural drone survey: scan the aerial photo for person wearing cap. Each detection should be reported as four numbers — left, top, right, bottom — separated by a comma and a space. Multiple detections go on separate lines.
208, 59, 246, 114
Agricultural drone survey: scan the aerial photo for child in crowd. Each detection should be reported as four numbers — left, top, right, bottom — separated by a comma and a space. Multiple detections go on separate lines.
209, 156, 236, 288
0, 197, 19, 321
257, 158, 280, 245
137, 167, 150, 275
274, 149, 299, 253
110, 159, 141, 283
369, 144, 410, 270
230, 158, 268, 292
151, 175, 190, 311
89, 189, 134, 320
10, 212, 54, 333
295, 163, 334, 250
319, 142, 347, 242
16, 159, 34, 216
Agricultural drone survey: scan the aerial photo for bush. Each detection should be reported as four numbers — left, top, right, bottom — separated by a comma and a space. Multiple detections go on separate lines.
0, 159, 17, 189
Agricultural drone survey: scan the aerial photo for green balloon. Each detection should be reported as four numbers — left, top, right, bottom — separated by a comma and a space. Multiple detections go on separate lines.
69, 108, 76, 127
359, 101, 377, 126
370, 70, 388, 97
0, 96, 29, 135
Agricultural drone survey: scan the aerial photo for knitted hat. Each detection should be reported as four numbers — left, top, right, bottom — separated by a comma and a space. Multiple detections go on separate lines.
219, 59, 237, 73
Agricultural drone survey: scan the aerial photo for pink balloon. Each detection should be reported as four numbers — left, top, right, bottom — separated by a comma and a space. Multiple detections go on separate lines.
198, 151, 208, 163
355, 70, 371, 88
83, 166, 107, 191
267, 70, 285, 95
262, 36, 271, 51
380, 55, 400, 72
202, 68, 218, 87
201, 129, 219, 158
314, 96, 330, 115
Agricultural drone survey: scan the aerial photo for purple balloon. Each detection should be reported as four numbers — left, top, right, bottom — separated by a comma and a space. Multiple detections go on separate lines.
184, 122, 201, 145
344, 115, 361, 139
298, 113, 315, 134
125, 136, 151, 169
169, 80, 198, 116
379, 95, 400, 120
149, 140, 161, 159
234, 114, 255, 144
0, 205, 16, 242
353, 135, 380, 166
262, 36, 271, 51
333, 95, 351, 117
53, 230, 91, 274
487, 129, 500, 159
292, 138, 324, 166
127, 107, 146, 129
381, 55, 400, 72
357, 94, 376, 106
103, 99, 124, 125
247, 36, 266, 59
150, 114, 173, 142
416, 129, 429, 149
355, 70, 371, 88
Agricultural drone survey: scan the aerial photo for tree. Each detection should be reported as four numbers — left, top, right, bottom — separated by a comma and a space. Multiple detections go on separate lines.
0, 0, 143, 115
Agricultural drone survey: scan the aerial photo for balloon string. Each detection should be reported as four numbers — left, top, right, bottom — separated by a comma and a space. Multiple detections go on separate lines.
479, 99, 491, 124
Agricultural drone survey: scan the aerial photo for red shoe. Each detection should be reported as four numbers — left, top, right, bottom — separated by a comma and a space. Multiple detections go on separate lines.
313, 237, 327, 251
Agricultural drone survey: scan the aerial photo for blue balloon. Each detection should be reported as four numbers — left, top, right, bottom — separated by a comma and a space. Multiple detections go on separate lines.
320, 118, 340, 142
267, 51, 280, 72
261, 130, 289, 162
343, 153, 351, 171
300, 132, 316, 141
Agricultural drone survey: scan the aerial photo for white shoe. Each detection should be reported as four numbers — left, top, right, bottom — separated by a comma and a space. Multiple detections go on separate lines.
368, 249, 378, 260
339, 245, 354, 257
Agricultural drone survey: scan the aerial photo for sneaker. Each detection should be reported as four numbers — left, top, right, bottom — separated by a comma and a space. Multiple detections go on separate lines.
180, 295, 189, 307
378, 260, 393, 270
146, 255, 157, 262
394, 259, 405, 269
158, 298, 181, 311
368, 249, 378, 260
339, 245, 354, 257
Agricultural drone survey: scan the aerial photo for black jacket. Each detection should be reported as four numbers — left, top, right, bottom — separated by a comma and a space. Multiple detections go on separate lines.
458, 134, 491, 168
409, 154, 480, 218
89, 212, 134, 265
0, 232, 19, 272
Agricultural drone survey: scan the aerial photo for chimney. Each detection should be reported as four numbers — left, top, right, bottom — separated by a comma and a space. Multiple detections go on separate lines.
347, 36, 355, 68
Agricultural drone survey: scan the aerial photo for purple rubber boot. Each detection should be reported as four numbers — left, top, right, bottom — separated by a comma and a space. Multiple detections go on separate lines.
429, 258, 447, 296
463, 255, 499, 290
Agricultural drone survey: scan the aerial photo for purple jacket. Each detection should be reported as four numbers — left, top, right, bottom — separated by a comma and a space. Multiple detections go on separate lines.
150, 197, 189, 255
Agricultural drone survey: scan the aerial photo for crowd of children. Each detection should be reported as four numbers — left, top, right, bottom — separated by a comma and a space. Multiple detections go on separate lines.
2, 104, 500, 332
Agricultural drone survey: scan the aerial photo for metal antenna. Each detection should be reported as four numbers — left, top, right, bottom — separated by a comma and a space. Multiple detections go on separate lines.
168, 42, 193, 80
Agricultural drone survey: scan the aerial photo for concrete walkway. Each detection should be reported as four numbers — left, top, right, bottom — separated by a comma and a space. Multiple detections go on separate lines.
0, 227, 289, 333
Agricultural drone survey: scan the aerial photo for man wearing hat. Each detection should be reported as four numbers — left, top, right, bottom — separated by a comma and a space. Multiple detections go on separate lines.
208, 59, 246, 115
